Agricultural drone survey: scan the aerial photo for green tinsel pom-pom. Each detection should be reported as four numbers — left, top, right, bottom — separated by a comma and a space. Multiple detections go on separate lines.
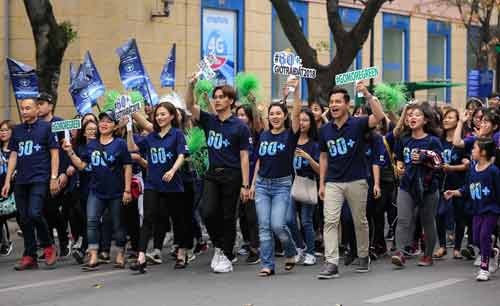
235, 72, 261, 105
102, 90, 121, 111
374, 83, 408, 113
194, 80, 214, 111
185, 127, 209, 177
130, 90, 144, 105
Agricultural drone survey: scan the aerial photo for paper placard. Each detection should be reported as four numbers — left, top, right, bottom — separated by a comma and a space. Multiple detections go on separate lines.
335, 66, 379, 85
51, 119, 82, 133
114, 95, 141, 120
272, 51, 317, 79
197, 54, 217, 80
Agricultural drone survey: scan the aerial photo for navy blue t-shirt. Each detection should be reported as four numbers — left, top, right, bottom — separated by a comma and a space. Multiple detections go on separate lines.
460, 162, 500, 215
293, 139, 320, 179
8, 119, 59, 184
77, 144, 93, 195
395, 135, 443, 193
199, 111, 250, 169
319, 116, 370, 182
80, 138, 132, 199
0, 149, 11, 187
258, 129, 298, 179
441, 139, 467, 189
137, 128, 187, 193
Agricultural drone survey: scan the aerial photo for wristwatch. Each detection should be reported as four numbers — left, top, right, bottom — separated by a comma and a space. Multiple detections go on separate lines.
241, 185, 249, 189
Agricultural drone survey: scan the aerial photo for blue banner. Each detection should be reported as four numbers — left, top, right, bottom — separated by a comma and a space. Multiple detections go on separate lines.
6, 58, 39, 100
116, 39, 146, 90
160, 43, 176, 88
69, 62, 78, 84
82, 51, 105, 106
467, 69, 493, 98
68, 72, 94, 116
140, 74, 159, 106
202, 9, 237, 86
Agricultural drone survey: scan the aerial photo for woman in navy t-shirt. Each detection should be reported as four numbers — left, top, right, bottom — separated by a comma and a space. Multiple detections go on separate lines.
0, 120, 15, 256
287, 107, 320, 266
250, 78, 301, 276
128, 102, 187, 273
63, 111, 132, 271
392, 103, 443, 268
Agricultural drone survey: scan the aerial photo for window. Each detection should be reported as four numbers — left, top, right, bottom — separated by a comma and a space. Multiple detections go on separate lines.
331, 7, 362, 101
383, 13, 409, 83
427, 20, 451, 103
201, 0, 244, 86
271, 1, 308, 101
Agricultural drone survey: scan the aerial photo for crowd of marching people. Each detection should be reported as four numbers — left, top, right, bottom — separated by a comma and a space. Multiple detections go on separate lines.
1, 70, 500, 282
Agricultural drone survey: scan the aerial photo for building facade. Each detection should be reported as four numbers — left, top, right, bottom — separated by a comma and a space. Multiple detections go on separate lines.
0, 0, 490, 120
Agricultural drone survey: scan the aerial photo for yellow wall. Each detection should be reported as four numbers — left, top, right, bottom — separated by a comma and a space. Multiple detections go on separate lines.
2, 0, 473, 121
451, 23, 467, 110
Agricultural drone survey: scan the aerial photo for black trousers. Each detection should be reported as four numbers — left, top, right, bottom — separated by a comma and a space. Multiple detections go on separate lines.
139, 190, 190, 252
173, 182, 195, 249
44, 191, 72, 248
122, 198, 140, 252
200, 168, 242, 259
239, 199, 259, 249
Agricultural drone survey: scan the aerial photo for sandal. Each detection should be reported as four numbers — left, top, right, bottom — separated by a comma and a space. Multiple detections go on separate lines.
113, 261, 126, 269
174, 255, 188, 269
432, 248, 447, 259
453, 250, 463, 259
130, 260, 147, 274
257, 269, 275, 277
284, 260, 296, 271
81, 262, 99, 272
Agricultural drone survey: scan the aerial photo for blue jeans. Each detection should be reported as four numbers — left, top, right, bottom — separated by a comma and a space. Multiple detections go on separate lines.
14, 183, 53, 258
87, 192, 125, 250
255, 176, 297, 270
287, 199, 315, 255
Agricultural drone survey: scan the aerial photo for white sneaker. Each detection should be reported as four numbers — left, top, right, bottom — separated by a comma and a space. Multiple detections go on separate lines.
213, 254, 233, 273
295, 248, 305, 264
210, 248, 222, 270
476, 269, 490, 281
146, 249, 162, 264
489, 248, 499, 273
303, 253, 317, 266
474, 255, 481, 267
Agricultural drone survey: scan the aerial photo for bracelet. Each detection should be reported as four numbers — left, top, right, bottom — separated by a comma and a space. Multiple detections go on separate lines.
241, 185, 249, 189
69, 151, 75, 157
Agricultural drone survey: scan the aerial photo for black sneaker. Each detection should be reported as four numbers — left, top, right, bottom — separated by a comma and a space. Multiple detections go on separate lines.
59, 245, 70, 258
72, 249, 85, 265
461, 246, 475, 260
356, 256, 370, 273
344, 254, 357, 266
317, 262, 339, 279
0, 241, 13, 256
245, 250, 260, 265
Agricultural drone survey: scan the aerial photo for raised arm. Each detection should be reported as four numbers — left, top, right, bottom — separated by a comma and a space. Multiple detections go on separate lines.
131, 112, 153, 133
186, 73, 200, 122
288, 77, 301, 134
126, 131, 139, 152
356, 81, 385, 128
453, 111, 468, 148
61, 140, 88, 171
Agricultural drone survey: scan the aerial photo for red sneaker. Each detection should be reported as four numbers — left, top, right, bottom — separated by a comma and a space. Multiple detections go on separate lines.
14, 256, 38, 271
418, 255, 433, 266
391, 251, 406, 267
43, 245, 57, 266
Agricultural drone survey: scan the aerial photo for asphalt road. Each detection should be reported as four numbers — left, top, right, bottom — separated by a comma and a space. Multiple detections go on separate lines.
1, 234, 500, 306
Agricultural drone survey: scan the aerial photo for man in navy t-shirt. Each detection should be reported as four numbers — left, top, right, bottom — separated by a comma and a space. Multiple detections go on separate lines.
1, 98, 60, 270
317, 83, 385, 279
37, 93, 72, 257
186, 77, 250, 273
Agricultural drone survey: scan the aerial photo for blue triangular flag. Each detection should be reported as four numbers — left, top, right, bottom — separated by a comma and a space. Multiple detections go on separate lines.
160, 43, 176, 88
82, 51, 105, 106
6, 58, 39, 100
140, 73, 159, 106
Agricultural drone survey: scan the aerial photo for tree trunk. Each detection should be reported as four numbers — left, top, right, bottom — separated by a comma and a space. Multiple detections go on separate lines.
271, 0, 387, 104
23, 0, 70, 106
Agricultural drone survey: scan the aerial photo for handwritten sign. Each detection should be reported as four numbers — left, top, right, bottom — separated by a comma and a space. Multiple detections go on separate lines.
114, 95, 141, 120
272, 51, 316, 79
197, 54, 217, 80
335, 66, 379, 85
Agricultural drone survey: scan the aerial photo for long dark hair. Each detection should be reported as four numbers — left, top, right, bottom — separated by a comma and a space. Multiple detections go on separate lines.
236, 104, 255, 131
0, 120, 14, 149
153, 102, 179, 132
77, 120, 99, 146
401, 103, 442, 138
299, 108, 318, 140
267, 102, 290, 130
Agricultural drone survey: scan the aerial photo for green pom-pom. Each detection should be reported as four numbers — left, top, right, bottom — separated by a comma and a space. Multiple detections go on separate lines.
102, 90, 120, 111
235, 72, 261, 105
130, 91, 144, 105
194, 80, 214, 111
374, 83, 408, 112
185, 127, 209, 177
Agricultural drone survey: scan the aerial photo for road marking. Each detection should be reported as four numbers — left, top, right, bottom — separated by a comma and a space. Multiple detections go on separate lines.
364, 278, 466, 304
0, 270, 126, 294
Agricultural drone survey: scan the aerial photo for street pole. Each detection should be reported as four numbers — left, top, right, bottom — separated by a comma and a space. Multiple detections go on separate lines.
369, 23, 374, 92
